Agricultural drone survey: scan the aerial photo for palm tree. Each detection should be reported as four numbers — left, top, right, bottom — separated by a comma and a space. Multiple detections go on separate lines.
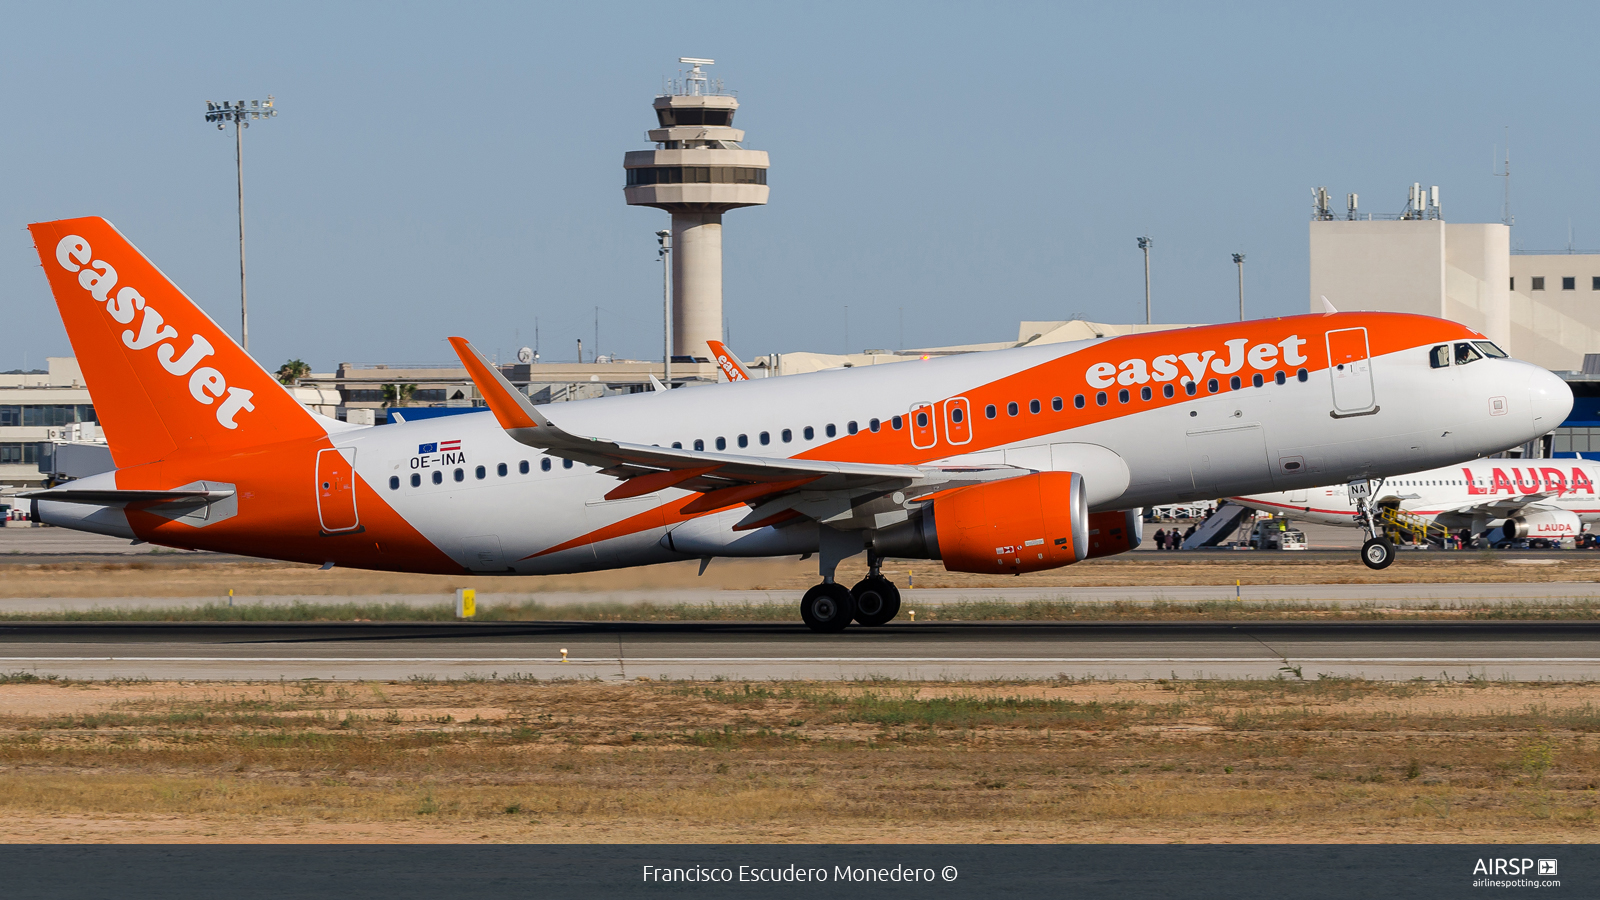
276, 359, 311, 386
381, 383, 418, 406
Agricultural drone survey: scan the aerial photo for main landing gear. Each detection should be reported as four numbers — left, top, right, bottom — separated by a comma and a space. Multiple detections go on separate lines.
800, 549, 904, 633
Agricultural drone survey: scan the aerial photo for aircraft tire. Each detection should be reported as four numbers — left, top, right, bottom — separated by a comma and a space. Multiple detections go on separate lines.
1360, 537, 1395, 570
851, 576, 902, 626
800, 582, 856, 633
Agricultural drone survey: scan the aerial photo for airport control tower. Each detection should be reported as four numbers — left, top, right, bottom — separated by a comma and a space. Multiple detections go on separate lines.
624, 59, 769, 362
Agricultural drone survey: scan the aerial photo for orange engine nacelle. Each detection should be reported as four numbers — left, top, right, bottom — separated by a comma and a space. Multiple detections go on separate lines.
875, 472, 1090, 575
1084, 509, 1143, 559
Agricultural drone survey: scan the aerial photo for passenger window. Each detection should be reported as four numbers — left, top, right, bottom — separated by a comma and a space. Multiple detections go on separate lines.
519, 460, 529, 474
1140, 386, 1152, 401
985, 405, 997, 419
1454, 342, 1483, 365
1207, 378, 1219, 393
1052, 397, 1063, 411
694, 439, 705, 451
1118, 389, 1130, 403
454, 468, 464, 482
825, 424, 836, 438
1163, 384, 1175, 398
563, 458, 573, 469
868, 419, 880, 433
1095, 392, 1107, 406
1229, 376, 1241, 390
714, 437, 726, 450
1474, 341, 1508, 358
410, 473, 421, 488
432, 471, 443, 485
498, 463, 508, 477
475, 465, 486, 480
389, 476, 400, 490
760, 431, 770, 445
891, 417, 902, 431
1185, 382, 1198, 396
1296, 368, 1308, 382
951, 406, 964, 423
1274, 371, 1286, 385
737, 434, 748, 448
783, 428, 794, 442
847, 421, 858, 434
1006, 402, 1018, 416
1429, 345, 1450, 368
541, 458, 552, 471
803, 426, 815, 440
1074, 395, 1085, 409
1028, 399, 1040, 414
1251, 374, 1263, 388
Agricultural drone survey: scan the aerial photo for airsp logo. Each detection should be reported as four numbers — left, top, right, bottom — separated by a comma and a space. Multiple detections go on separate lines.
1472, 858, 1554, 876
56, 234, 255, 429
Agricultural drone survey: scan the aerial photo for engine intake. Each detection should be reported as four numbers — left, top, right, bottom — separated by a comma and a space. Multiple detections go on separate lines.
872, 471, 1090, 574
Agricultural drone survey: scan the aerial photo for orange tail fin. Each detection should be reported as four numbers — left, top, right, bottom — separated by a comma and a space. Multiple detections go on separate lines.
28, 217, 326, 468
706, 340, 750, 382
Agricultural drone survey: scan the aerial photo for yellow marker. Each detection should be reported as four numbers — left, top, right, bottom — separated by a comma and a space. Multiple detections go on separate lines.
227, 588, 233, 608
1235, 579, 1241, 601
909, 610, 915, 622
560, 648, 569, 662
455, 588, 476, 618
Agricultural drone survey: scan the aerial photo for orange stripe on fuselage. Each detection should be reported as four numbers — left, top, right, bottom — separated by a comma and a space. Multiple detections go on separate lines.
117, 437, 464, 575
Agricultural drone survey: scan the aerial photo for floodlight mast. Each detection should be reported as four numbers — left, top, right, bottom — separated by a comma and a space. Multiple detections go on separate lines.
204, 96, 277, 354
1232, 253, 1247, 321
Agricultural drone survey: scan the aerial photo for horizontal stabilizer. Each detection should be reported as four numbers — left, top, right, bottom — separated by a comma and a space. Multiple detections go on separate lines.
18, 487, 234, 509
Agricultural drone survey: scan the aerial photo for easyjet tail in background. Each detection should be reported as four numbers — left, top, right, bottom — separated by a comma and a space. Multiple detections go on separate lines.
22, 218, 1573, 631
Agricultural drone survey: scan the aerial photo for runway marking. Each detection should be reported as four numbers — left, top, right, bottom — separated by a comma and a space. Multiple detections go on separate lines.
3, 657, 1599, 664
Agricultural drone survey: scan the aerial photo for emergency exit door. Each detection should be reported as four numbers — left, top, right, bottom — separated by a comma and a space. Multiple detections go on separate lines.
316, 448, 360, 534
1325, 327, 1376, 414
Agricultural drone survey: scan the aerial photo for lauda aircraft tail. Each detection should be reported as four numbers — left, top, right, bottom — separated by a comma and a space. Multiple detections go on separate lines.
28, 218, 326, 468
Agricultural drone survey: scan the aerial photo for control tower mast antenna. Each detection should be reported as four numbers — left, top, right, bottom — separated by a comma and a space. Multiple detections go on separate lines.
623, 58, 770, 363
1495, 127, 1514, 228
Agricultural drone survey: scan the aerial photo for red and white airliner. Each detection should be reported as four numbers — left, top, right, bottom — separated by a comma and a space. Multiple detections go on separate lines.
1233, 458, 1600, 549
22, 217, 1572, 630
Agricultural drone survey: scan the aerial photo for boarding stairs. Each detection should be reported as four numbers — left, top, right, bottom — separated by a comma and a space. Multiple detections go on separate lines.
1371, 505, 1449, 547
1180, 501, 1254, 550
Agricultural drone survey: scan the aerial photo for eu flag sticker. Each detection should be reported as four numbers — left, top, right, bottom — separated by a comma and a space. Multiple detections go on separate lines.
418, 442, 438, 454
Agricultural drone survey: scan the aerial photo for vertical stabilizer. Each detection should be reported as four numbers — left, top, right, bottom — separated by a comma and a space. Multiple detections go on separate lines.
28, 217, 324, 467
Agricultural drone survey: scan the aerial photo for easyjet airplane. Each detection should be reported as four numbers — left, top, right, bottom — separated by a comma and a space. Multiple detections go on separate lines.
21, 217, 1573, 631
1233, 457, 1600, 555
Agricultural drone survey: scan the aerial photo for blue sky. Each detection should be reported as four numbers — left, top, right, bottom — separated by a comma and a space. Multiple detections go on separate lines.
2, 2, 1596, 371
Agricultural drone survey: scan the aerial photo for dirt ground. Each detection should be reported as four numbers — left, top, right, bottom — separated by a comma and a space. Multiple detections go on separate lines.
1, 677, 1596, 844
2, 552, 1599, 599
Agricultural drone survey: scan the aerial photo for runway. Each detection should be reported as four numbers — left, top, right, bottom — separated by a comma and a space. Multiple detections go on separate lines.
3, 620, 1599, 681
3, 580, 1597, 614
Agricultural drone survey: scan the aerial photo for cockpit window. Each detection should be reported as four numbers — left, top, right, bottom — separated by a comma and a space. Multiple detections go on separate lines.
1474, 341, 1508, 359
1429, 345, 1450, 368
1454, 342, 1483, 365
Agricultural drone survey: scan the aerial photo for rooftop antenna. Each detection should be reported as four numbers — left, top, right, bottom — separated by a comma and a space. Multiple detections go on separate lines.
1494, 127, 1513, 227
679, 57, 714, 96
1346, 192, 1358, 221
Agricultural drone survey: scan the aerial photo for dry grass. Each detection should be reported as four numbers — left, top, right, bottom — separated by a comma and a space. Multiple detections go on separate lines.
0, 676, 1597, 843
2, 551, 1600, 600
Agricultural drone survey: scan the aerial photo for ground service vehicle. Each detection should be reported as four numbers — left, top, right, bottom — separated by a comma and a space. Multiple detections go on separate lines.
23, 217, 1572, 630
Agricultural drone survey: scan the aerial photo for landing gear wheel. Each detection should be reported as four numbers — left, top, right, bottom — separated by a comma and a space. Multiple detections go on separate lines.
800, 582, 856, 633
1360, 537, 1395, 570
850, 576, 902, 626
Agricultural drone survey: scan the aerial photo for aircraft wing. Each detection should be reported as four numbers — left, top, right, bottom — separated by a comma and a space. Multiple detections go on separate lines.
448, 337, 1020, 528
1435, 493, 1561, 520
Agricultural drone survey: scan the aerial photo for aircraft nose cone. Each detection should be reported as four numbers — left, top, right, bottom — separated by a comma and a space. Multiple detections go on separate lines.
1529, 366, 1573, 431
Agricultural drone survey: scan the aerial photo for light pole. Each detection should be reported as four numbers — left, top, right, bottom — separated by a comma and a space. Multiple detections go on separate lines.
1136, 236, 1152, 324
205, 97, 277, 355
1232, 253, 1246, 321
656, 229, 672, 388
